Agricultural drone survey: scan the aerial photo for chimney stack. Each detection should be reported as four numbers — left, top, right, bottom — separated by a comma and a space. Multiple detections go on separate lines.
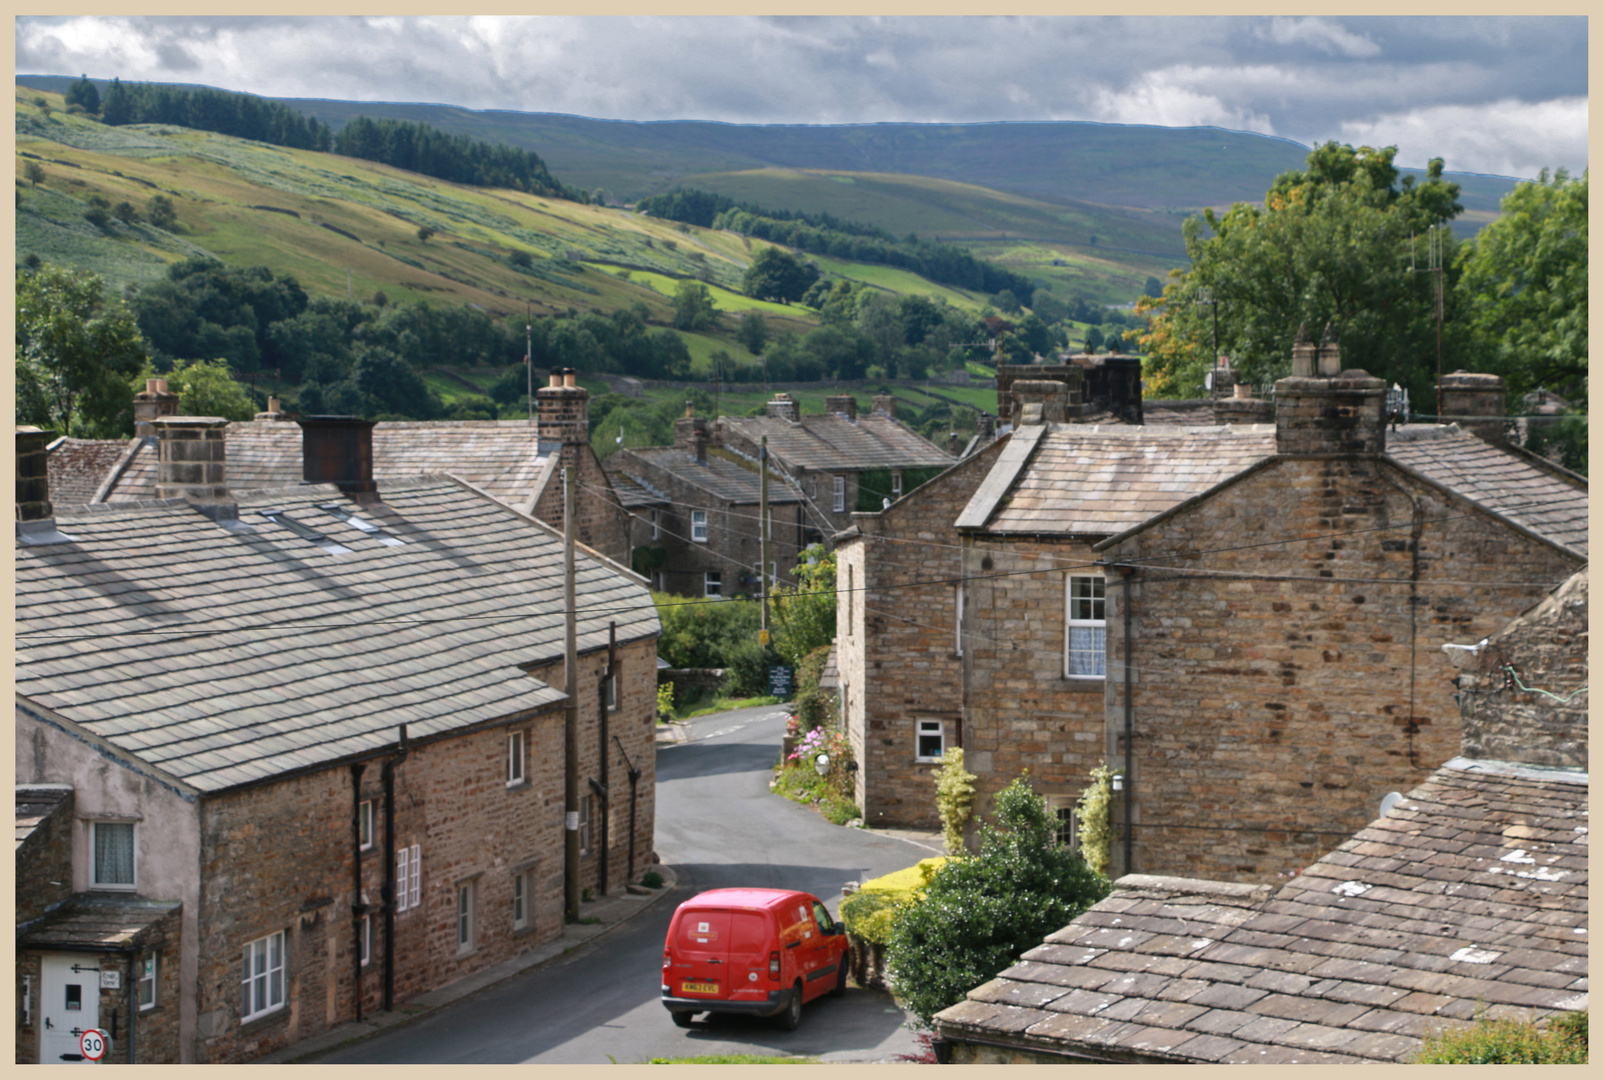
1439, 371, 1507, 444
254, 395, 286, 422
765, 393, 800, 423
978, 413, 996, 440
1290, 323, 1317, 378
1011, 380, 1069, 425
1213, 382, 1273, 426
1316, 322, 1343, 377
871, 394, 897, 419
15, 426, 54, 524
133, 378, 181, 438
674, 408, 710, 458
154, 416, 232, 507
825, 394, 858, 421
533, 367, 589, 445
298, 415, 378, 499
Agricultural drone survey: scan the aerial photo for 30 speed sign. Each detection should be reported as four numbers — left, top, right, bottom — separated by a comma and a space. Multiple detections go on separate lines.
80, 1029, 107, 1062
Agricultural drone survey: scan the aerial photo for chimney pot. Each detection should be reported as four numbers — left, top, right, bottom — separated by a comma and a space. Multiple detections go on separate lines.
563, 369, 577, 389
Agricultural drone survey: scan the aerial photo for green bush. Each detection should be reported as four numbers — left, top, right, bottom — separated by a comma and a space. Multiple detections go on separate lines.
1413, 1010, 1587, 1064
886, 775, 1111, 1027
934, 748, 978, 856
653, 591, 760, 669
840, 859, 947, 945
722, 637, 781, 698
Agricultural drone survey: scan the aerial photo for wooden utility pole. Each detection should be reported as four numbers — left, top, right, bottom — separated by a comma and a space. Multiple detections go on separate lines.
759, 435, 770, 641
563, 467, 581, 921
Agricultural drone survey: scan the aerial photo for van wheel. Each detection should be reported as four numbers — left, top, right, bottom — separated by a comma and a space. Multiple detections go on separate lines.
670, 1010, 694, 1028
829, 962, 848, 998
777, 981, 803, 1030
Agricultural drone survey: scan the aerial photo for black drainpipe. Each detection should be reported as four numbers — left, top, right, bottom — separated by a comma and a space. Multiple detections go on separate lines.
126, 952, 136, 1064
1120, 565, 1135, 876
613, 734, 641, 885
350, 762, 366, 1023
600, 623, 616, 894
382, 724, 408, 1012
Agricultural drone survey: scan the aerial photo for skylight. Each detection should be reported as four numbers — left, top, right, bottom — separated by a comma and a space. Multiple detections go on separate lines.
317, 503, 405, 546
258, 510, 352, 555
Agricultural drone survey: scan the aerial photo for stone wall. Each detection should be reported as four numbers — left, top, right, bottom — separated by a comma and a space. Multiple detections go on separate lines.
842, 437, 1011, 829
531, 445, 633, 567
1104, 455, 1583, 882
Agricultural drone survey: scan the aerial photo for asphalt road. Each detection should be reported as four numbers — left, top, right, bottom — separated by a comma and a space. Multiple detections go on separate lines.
313, 703, 933, 1063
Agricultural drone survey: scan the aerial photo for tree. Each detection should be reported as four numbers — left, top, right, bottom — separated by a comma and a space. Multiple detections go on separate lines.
112, 201, 140, 224
671, 280, 718, 332
23, 160, 44, 186
65, 74, 99, 114
1138, 143, 1464, 401
885, 775, 1111, 1027
769, 545, 837, 665
16, 265, 149, 437
146, 194, 177, 231
1142, 275, 1164, 300
1456, 169, 1587, 402
737, 311, 769, 356
741, 246, 820, 303
417, 225, 435, 242
131, 358, 256, 422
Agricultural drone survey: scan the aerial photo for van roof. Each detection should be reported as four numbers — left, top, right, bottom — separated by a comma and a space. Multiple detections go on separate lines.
675, 888, 810, 912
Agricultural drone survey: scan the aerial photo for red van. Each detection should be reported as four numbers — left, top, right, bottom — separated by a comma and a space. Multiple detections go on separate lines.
661, 888, 849, 1030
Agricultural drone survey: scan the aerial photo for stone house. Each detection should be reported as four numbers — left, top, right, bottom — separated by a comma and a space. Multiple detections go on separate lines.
932, 569, 1587, 1064
718, 392, 955, 542
69, 369, 631, 564
13, 418, 659, 1064
608, 410, 806, 598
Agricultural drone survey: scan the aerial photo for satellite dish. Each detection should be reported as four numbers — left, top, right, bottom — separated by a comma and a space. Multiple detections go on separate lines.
1204, 371, 1214, 391
615, 426, 624, 444
882, 497, 891, 509
1379, 791, 1404, 818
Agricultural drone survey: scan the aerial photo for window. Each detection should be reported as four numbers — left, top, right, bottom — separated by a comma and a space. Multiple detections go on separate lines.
1065, 575, 1107, 678
1051, 800, 1081, 851
241, 931, 285, 1022
358, 800, 374, 851
892, 471, 903, 499
580, 795, 594, 856
456, 881, 476, 954
396, 844, 422, 912
704, 572, 722, 598
92, 821, 135, 889
916, 720, 945, 763
359, 915, 371, 967
137, 954, 157, 1010
832, 476, 846, 513
507, 730, 526, 786
651, 509, 660, 540
807, 479, 818, 500
512, 871, 530, 931
691, 510, 708, 542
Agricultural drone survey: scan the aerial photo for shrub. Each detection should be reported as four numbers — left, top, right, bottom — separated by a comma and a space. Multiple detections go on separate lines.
653, 591, 760, 669
886, 775, 1111, 1027
1413, 1009, 1587, 1064
840, 859, 947, 945
721, 637, 780, 698
934, 748, 978, 855
1075, 765, 1116, 878
655, 683, 674, 721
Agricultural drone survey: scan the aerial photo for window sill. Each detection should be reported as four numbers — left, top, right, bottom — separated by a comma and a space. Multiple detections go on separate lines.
239, 1006, 288, 1033
1060, 677, 1106, 692
513, 924, 536, 937
505, 779, 531, 793
456, 946, 477, 960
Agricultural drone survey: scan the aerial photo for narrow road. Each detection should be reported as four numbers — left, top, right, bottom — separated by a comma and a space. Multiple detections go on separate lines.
311, 704, 933, 1063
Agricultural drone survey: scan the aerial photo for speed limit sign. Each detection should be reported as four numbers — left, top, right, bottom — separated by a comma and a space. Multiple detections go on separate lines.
80, 1029, 107, 1062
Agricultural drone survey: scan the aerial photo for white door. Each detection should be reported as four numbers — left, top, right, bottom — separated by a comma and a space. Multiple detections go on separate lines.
39, 952, 101, 1063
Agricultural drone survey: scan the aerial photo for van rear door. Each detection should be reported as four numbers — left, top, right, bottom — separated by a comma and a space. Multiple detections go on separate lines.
672, 908, 734, 999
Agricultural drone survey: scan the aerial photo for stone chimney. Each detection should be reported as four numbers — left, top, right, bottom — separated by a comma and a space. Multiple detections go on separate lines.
1290, 323, 1317, 378
154, 416, 231, 508
871, 394, 897, 419
825, 394, 858, 421
133, 378, 181, 438
299, 415, 378, 499
1274, 372, 1387, 456
765, 393, 800, 423
1316, 322, 1342, 377
16, 426, 54, 523
674, 404, 710, 461
534, 367, 589, 445
1213, 381, 1273, 426
254, 395, 286, 422
1011, 380, 1069, 425
978, 414, 996, 440
1439, 371, 1507, 444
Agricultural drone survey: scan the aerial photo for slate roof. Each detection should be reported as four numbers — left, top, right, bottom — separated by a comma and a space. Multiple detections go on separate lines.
610, 447, 803, 506
102, 420, 556, 512
15, 478, 658, 795
16, 786, 72, 850
606, 469, 670, 510
46, 438, 133, 507
934, 758, 1588, 1064
721, 414, 955, 472
18, 896, 183, 950
959, 424, 1277, 535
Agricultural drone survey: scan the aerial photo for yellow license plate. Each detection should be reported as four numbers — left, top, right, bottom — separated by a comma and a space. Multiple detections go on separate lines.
682, 980, 718, 994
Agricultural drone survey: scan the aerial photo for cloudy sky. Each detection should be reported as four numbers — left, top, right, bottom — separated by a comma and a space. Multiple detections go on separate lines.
15, 15, 1588, 180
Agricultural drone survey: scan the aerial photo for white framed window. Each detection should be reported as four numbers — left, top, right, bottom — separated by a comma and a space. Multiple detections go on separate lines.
704, 572, 722, 598
832, 476, 846, 513
1049, 798, 1082, 852
955, 581, 964, 657
1065, 575, 1107, 679
92, 821, 136, 889
359, 914, 371, 967
579, 795, 594, 855
137, 953, 157, 1010
456, 881, 477, 954
651, 509, 660, 540
396, 844, 422, 912
691, 510, 708, 542
512, 871, 530, 931
507, 730, 526, 786
358, 800, 374, 852
916, 720, 945, 763
241, 930, 285, 1022
892, 471, 903, 499
807, 479, 818, 500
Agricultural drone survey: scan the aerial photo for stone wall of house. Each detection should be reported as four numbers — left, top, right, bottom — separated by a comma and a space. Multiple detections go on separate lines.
187, 638, 656, 1063
15, 789, 74, 926
531, 446, 632, 567
844, 438, 1012, 829
1455, 569, 1587, 767
1104, 456, 1583, 882
132, 909, 186, 1064
959, 536, 1109, 830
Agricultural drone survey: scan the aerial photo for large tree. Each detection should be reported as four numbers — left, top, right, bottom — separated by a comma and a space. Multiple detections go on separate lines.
741, 246, 820, 303
16, 265, 149, 437
1139, 143, 1463, 402
1456, 168, 1587, 402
